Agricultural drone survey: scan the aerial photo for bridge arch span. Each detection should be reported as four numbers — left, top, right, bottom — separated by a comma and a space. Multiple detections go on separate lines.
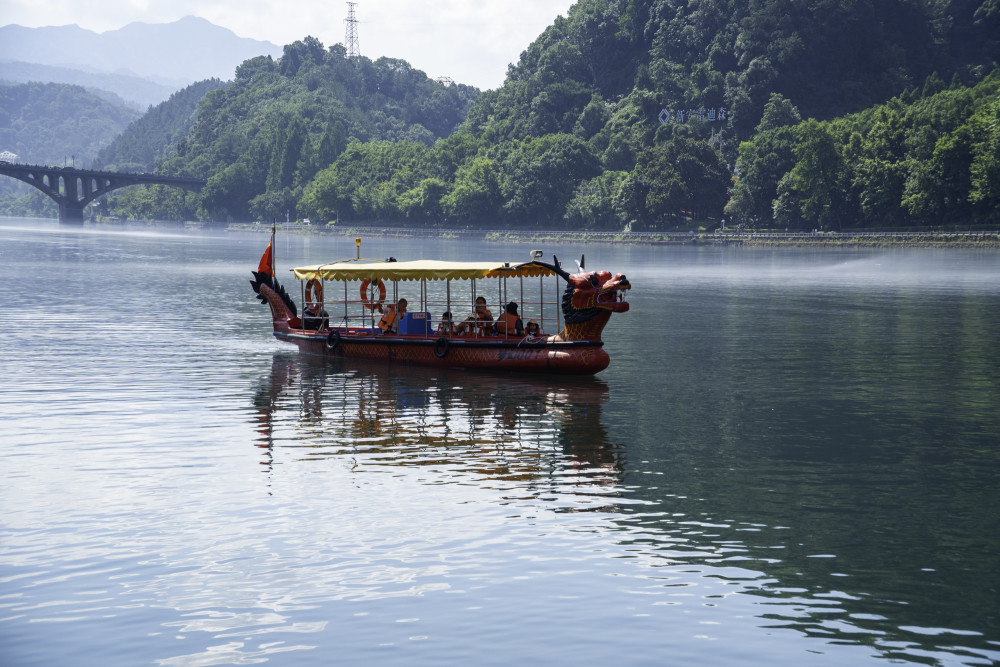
0, 162, 206, 223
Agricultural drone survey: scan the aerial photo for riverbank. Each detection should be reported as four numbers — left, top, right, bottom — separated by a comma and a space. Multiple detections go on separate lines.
228, 222, 1000, 247
705, 231, 1000, 247
6, 217, 997, 247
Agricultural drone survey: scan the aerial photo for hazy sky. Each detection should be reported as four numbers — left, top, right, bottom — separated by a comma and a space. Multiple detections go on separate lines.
2, 0, 577, 90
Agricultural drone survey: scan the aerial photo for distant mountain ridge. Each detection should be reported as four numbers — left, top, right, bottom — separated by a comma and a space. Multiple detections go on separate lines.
0, 16, 282, 85
0, 81, 140, 161
0, 60, 179, 108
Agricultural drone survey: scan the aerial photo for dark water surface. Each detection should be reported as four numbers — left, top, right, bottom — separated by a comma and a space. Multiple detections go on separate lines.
1, 220, 998, 666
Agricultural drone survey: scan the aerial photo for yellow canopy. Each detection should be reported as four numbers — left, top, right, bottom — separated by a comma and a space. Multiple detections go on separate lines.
292, 259, 557, 282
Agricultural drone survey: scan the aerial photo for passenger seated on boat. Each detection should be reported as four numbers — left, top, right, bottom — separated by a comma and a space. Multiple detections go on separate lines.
378, 298, 407, 334
525, 318, 542, 337
495, 302, 524, 336
437, 312, 455, 336
456, 296, 493, 335
302, 303, 329, 331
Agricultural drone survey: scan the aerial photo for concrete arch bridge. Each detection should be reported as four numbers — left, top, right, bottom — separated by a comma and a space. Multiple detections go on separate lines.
0, 162, 206, 223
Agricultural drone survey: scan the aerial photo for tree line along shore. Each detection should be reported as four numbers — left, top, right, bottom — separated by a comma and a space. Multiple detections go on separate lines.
221, 222, 1000, 247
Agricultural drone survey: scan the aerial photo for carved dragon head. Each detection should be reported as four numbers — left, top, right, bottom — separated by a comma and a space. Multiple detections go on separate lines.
524, 257, 631, 342
250, 270, 301, 330
562, 270, 631, 323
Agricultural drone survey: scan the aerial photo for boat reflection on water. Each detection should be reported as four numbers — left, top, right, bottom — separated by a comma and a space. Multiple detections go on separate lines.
247, 356, 1000, 666
251, 353, 624, 488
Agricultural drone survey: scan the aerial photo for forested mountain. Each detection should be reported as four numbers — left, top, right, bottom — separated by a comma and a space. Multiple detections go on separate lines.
468, 0, 999, 145
0, 81, 140, 163
0, 81, 141, 217
93, 0, 1000, 228
729, 73, 1000, 228
294, 0, 999, 229
107, 38, 479, 222
94, 79, 227, 172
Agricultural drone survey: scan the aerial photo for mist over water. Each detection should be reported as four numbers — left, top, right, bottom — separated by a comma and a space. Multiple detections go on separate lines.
1, 219, 998, 666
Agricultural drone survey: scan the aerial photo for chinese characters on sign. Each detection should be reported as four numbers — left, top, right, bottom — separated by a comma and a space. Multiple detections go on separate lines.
658, 107, 727, 124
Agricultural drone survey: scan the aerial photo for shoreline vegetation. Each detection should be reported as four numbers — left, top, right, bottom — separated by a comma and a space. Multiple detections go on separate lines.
226, 223, 1000, 248
7, 217, 996, 247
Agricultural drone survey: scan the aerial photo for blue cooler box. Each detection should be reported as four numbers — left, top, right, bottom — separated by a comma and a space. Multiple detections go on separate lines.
399, 311, 432, 335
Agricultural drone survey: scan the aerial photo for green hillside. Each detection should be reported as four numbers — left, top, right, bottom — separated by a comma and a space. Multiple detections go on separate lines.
95, 79, 226, 172
467, 0, 998, 145
293, 0, 999, 230
106, 38, 480, 222
729, 73, 1000, 228
0, 81, 139, 163
0, 81, 141, 218
90, 0, 1000, 227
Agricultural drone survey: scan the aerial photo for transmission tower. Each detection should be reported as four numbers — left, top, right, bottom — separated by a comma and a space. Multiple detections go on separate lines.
345, 2, 360, 59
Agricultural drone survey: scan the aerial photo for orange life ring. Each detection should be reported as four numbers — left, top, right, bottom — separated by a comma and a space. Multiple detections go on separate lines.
305, 278, 324, 308
359, 279, 386, 311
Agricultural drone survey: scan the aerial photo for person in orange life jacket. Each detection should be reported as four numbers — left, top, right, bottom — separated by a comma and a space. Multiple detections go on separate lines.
437, 311, 455, 335
378, 298, 407, 333
495, 301, 524, 336
457, 296, 492, 335
525, 318, 541, 337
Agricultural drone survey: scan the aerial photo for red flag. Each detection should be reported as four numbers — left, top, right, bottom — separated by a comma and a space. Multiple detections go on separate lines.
257, 243, 273, 277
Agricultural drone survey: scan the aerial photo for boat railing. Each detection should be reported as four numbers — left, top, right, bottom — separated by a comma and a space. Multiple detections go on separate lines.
316, 294, 558, 340
297, 267, 564, 340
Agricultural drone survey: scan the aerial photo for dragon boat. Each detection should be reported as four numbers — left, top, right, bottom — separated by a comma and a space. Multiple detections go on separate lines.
250, 237, 630, 375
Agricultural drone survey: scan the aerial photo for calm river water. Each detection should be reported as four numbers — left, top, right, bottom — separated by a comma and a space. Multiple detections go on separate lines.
1, 219, 998, 666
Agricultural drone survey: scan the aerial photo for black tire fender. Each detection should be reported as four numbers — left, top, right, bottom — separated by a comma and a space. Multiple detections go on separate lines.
326, 329, 341, 350
433, 336, 450, 358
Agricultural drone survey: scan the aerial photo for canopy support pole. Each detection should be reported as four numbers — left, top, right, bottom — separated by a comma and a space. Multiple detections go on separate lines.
555, 275, 561, 333
539, 275, 544, 332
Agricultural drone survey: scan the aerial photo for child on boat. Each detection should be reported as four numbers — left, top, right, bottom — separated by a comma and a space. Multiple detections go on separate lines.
437, 312, 455, 336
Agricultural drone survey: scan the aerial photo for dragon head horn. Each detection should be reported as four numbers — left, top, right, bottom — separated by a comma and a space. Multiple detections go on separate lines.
524, 256, 571, 281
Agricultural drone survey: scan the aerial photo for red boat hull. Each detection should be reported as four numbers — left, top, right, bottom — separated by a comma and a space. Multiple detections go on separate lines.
275, 329, 610, 375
